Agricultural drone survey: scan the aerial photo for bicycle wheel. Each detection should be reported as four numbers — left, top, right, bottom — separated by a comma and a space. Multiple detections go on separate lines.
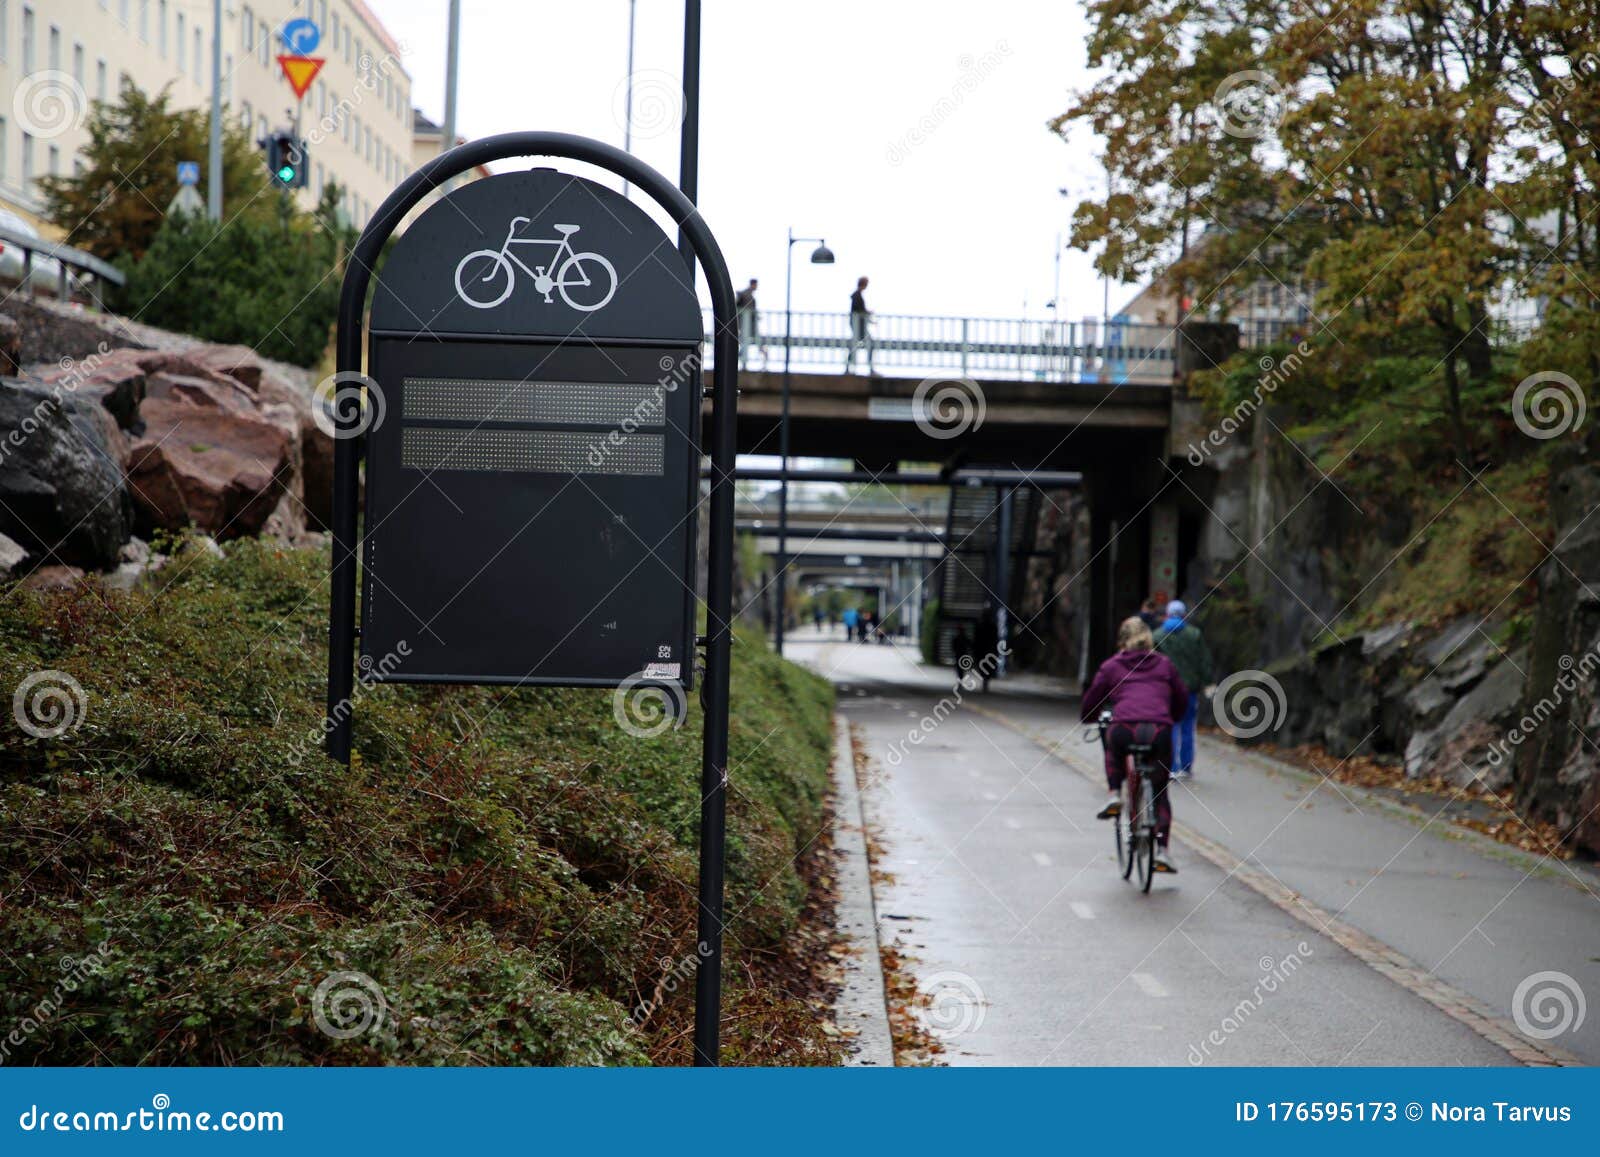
1136, 833, 1155, 892
1117, 780, 1136, 879
455, 249, 514, 309
557, 251, 618, 312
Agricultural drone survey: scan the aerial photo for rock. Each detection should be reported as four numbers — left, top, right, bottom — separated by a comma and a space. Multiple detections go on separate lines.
20, 564, 84, 591
126, 397, 292, 538
37, 352, 146, 433
0, 530, 26, 577
119, 536, 150, 565
147, 371, 257, 414
0, 380, 132, 569
0, 315, 22, 375
257, 375, 332, 529
186, 344, 270, 392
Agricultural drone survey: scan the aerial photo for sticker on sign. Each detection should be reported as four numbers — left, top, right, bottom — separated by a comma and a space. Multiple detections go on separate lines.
644, 662, 681, 680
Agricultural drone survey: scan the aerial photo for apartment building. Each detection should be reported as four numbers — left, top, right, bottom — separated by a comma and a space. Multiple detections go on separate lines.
0, 0, 414, 232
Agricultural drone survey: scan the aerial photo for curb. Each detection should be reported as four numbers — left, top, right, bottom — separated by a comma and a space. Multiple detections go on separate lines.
966, 702, 1584, 1068
829, 714, 895, 1066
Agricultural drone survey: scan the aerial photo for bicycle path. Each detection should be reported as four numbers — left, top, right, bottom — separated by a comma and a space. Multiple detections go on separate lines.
790, 631, 1595, 1065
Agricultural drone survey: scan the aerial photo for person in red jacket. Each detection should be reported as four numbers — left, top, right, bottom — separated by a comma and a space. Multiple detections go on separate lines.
1081, 616, 1190, 873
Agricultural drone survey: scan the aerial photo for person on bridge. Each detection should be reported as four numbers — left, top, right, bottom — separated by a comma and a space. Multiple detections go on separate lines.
1153, 599, 1214, 779
844, 276, 874, 374
1082, 616, 1189, 874
736, 278, 766, 370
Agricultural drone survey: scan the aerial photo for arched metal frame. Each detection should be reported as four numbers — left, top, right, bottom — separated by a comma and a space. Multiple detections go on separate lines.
324, 132, 738, 1066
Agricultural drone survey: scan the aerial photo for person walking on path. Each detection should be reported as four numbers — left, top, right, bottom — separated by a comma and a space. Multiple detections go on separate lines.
736, 278, 766, 369
1153, 599, 1214, 779
844, 277, 874, 373
1081, 616, 1189, 873
974, 611, 1000, 692
842, 606, 859, 641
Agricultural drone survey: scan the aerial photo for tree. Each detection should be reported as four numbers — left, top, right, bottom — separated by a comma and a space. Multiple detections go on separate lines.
117, 183, 355, 368
37, 81, 274, 262
1055, 0, 1541, 469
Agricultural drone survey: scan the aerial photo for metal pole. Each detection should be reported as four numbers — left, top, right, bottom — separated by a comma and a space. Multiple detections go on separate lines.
207, 0, 222, 220
776, 231, 794, 655
676, 0, 700, 267
995, 486, 1012, 677
621, 0, 637, 196
440, 0, 461, 192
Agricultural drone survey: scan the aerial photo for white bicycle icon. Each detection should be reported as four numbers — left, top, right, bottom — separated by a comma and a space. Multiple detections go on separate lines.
453, 217, 618, 312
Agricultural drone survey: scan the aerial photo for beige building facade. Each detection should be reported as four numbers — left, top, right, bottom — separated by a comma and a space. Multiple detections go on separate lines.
0, 0, 414, 233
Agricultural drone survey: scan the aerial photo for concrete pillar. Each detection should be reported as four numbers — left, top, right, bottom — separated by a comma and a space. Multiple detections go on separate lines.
1147, 496, 1179, 607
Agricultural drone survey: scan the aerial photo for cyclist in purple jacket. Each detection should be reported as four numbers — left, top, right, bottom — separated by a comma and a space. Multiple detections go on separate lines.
1081, 616, 1190, 873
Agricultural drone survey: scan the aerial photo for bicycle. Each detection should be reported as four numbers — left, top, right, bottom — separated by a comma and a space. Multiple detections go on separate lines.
454, 217, 618, 312
1092, 710, 1162, 893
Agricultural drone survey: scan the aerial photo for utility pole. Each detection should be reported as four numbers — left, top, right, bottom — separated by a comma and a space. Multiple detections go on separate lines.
622, 0, 637, 197
206, 0, 222, 220
677, 0, 700, 269
441, 0, 461, 192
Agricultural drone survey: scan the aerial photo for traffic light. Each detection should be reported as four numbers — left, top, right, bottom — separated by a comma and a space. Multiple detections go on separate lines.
263, 131, 308, 190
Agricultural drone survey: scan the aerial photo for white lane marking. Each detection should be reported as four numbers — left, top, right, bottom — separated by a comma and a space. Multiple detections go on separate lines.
1131, 972, 1169, 998
1004, 817, 1022, 830
1069, 901, 1095, 920
1032, 851, 1053, 867
982, 791, 999, 801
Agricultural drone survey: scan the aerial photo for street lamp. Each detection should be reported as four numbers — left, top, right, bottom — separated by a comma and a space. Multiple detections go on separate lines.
775, 229, 834, 656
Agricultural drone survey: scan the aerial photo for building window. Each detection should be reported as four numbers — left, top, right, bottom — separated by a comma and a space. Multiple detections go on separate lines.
0, 117, 8, 181
242, 7, 251, 51
96, 59, 106, 100
224, 53, 232, 104
47, 143, 57, 175
21, 131, 33, 188
138, 0, 147, 41
193, 25, 201, 79
71, 41, 82, 84
158, 0, 166, 56
0, 1, 9, 62
47, 23, 57, 69
175, 11, 184, 72
118, 0, 127, 24
240, 99, 251, 132
21, 5, 33, 73
330, 11, 338, 50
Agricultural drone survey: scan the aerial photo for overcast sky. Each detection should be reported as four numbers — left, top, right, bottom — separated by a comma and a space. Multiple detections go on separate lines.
367, 0, 1136, 322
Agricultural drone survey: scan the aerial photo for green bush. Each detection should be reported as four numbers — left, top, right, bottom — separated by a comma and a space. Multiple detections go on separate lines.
0, 540, 836, 1065
920, 598, 942, 664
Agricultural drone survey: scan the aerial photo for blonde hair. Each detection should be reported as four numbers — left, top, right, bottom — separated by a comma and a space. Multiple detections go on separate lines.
1118, 616, 1154, 652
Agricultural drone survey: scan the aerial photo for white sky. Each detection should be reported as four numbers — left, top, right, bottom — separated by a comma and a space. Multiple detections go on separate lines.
366, 0, 1135, 321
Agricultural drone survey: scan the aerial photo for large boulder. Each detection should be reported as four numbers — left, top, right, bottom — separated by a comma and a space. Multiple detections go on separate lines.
126, 397, 293, 537
0, 380, 132, 569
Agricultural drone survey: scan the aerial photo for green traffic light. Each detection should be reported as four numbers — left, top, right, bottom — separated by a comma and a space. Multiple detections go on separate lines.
277, 165, 297, 183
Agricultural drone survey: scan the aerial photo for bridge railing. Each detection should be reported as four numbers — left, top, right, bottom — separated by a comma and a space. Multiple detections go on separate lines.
707, 310, 1177, 383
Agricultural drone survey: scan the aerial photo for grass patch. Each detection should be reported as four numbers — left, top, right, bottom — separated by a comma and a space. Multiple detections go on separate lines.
0, 540, 837, 1066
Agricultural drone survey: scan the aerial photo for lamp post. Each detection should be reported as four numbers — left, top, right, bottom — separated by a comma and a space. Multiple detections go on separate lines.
775, 229, 834, 655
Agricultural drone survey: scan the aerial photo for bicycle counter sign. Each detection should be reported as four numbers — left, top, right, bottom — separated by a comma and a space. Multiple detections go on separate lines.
357, 166, 704, 688
454, 218, 618, 312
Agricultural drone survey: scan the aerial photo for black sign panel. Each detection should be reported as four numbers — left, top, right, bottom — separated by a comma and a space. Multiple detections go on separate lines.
359, 168, 702, 686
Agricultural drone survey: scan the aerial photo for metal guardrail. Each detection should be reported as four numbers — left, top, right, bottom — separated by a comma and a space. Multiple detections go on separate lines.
0, 219, 125, 303
707, 309, 1176, 383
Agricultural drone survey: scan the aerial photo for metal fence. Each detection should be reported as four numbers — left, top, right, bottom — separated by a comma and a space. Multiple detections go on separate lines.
709, 309, 1177, 383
